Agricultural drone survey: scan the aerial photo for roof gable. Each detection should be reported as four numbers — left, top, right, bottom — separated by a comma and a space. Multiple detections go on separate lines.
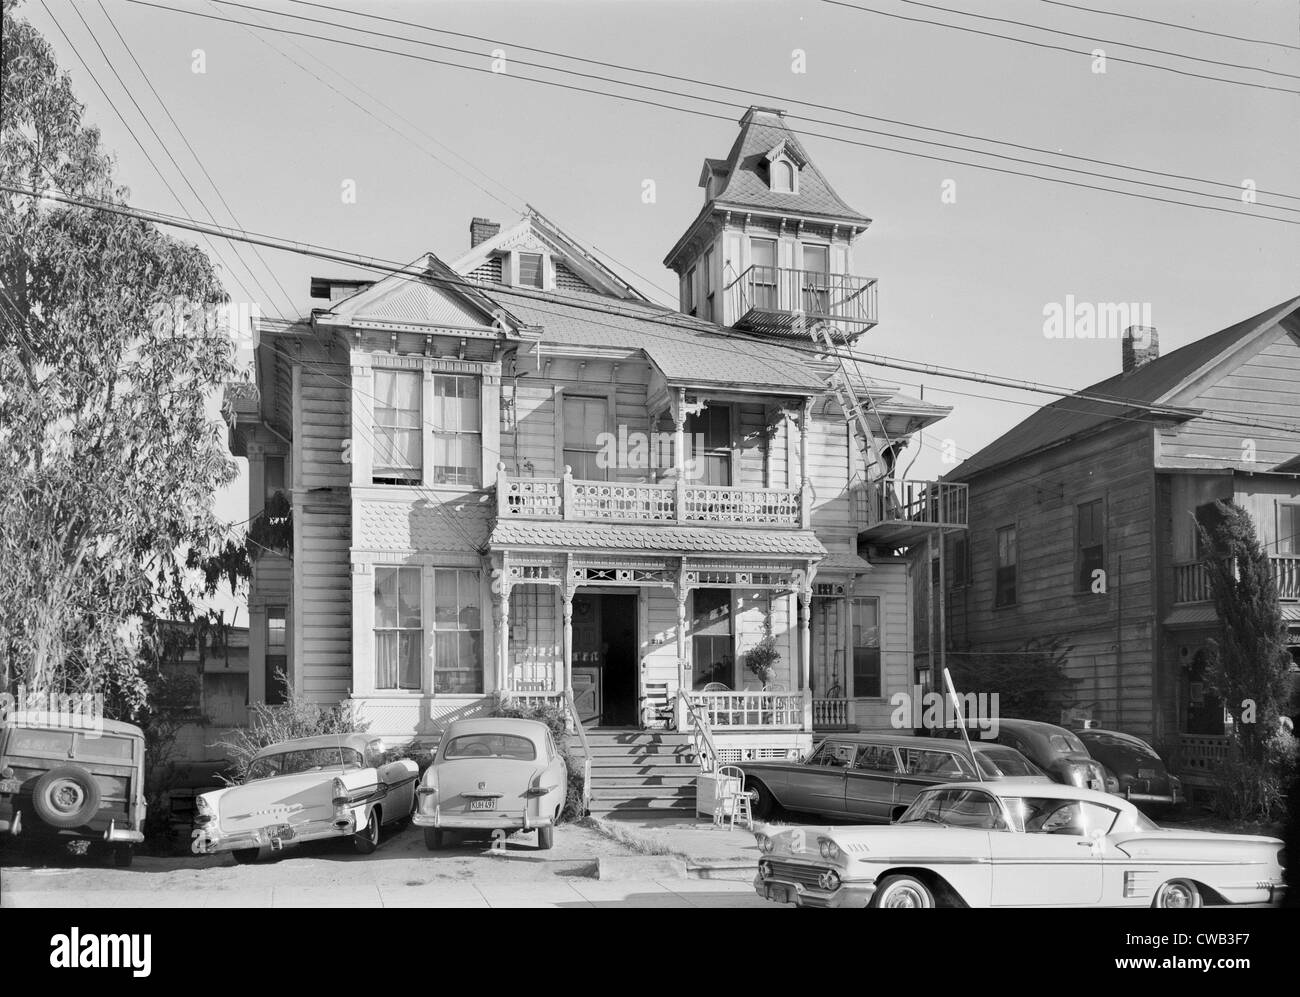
948, 295, 1300, 481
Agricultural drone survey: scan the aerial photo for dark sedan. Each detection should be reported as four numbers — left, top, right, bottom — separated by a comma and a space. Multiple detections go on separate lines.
1073, 727, 1182, 812
935, 718, 1110, 794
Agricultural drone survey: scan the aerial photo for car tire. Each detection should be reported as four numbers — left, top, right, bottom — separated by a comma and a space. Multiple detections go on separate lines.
872, 874, 937, 909
746, 779, 777, 820
424, 828, 444, 851
31, 766, 101, 829
1152, 879, 1202, 909
537, 825, 555, 850
231, 848, 260, 865
353, 808, 381, 854
112, 845, 134, 868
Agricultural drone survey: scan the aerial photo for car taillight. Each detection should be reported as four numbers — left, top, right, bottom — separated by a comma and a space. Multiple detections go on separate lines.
524, 785, 555, 797
0, 766, 13, 780
332, 778, 348, 808
194, 795, 215, 826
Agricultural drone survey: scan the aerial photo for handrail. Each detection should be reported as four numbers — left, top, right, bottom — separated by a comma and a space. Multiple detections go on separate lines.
562, 689, 592, 815
677, 687, 718, 775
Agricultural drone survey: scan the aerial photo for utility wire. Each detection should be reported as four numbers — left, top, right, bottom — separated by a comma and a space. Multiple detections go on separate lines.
126, 0, 1300, 225
821, 0, 1300, 95
12, 181, 1300, 440
272, 0, 1300, 202
1036, 0, 1300, 54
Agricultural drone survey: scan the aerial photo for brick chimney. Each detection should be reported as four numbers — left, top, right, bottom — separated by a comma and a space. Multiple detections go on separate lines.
470, 217, 500, 248
1122, 325, 1159, 373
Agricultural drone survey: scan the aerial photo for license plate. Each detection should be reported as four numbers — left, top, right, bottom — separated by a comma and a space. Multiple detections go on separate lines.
765, 884, 791, 904
269, 823, 295, 840
1137, 768, 1157, 780
468, 799, 496, 812
0, 778, 20, 795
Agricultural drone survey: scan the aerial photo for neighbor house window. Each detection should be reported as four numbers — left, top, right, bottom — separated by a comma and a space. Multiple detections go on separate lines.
1076, 499, 1105, 592
265, 607, 287, 705
375, 567, 422, 690
950, 534, 970, 588
562, 394, 609, 481
995, 525, 1017, 607
434, 569, 483, 694
691, 588, 733, 690
685, 267, 697, 316
703, 249, 715, 322
431, 374, 481, 485
1280, 503, 1300, 555
851, 597, 881, 698
518, 252, 544, 288
372, 369, 422, 484
686, 404, 732, 486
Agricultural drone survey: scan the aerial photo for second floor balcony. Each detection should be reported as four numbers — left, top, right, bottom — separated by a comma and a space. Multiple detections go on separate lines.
497, 465, 811, 530
726, 265, 878, 337
1173, 555, 1300, 604
851, 478, 969, 547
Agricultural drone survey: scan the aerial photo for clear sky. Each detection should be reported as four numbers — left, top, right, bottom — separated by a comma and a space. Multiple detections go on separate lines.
19, 0, 1300, 618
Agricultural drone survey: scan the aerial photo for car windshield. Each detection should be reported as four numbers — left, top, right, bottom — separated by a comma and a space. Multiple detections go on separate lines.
975, 749, 1041, 778
899, 788, 1008, 830
1001, 796, 1121, 835
443, 733, 537, 761
1085, 732, 1162, 761
1049, 732, 1087, 754
247, 746, 364, 781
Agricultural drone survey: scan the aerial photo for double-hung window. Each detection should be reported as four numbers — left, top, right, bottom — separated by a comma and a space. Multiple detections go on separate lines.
749, 238, 777, 310
851, 597, 881, 698
434, 570, 483, 694
702, 249, 715, 322
375, 567, 422, 690
372, 370, 422, 484
995, 525, 1018, 607
1076, 499, 1105, 592
431, 374, 481, 486
563, 394, 609, 481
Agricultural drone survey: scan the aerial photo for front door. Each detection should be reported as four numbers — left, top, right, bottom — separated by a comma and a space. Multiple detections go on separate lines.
571, 594, 602, 724
571, 592, 640, 726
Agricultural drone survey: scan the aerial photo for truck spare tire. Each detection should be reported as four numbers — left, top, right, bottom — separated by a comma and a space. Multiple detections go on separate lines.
31, 765, 101, 828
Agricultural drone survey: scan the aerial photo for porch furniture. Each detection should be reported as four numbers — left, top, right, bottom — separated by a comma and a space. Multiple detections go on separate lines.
712, 765, 752, 831
640, 681, 677, 730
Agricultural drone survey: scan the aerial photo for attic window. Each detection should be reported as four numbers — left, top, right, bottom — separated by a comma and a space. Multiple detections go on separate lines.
773, 159, 796, 193
518, 253, 544, 288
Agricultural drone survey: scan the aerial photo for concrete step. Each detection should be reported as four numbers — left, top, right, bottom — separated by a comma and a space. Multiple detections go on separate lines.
581, 743, 696, 757
586, 773, 699, 788
588, 798, 698, 816
590, 785, 696, 801
586, 753, 697, 766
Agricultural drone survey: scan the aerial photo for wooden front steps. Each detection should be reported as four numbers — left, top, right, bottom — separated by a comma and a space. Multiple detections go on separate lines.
580, 729, 698, 818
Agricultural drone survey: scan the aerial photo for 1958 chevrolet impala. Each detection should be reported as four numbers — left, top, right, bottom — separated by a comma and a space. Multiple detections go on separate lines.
754, 781, 1285, 908
193, 733, 418, 862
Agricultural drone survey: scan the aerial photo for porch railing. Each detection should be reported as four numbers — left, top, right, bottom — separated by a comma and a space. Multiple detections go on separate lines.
1174, 733, 1234, 787
812, 697, 851, 729
851, 478, 969, 533
497, 464, 809, 529
725, 265, 879, 326
677, 687, 718, 775
688, 690, 805, 730
1173, 555, 1300, 603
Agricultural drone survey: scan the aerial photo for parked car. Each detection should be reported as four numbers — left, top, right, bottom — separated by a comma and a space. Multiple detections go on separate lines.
1072, 727, 1182, 811
414, 718, 567, 850
936, 719, 1111, 793
739, 733, 1049, 824
161, 759, 233, 854
753, 781, 1286, 909
0, 714, 146, 867
192, 734, 417, 863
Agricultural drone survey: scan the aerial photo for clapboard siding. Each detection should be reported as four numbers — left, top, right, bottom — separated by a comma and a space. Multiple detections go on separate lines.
856, 559, 913, 731
948, 422, 1157, 735
807, 407, 852, 528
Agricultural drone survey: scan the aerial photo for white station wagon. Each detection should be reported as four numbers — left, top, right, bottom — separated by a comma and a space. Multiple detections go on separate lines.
754, 781, 1286, 909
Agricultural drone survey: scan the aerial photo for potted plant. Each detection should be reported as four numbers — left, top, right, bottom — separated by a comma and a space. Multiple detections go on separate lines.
743, 635, 782, 689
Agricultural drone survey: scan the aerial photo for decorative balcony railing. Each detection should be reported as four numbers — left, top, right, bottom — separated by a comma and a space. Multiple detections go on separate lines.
726, 265, 878, 329
497, 465, 810, 529
812, 697, 851, 729
852, 477, 969, 546
1172, 555, 1300, 604
1174, 733, 1233, 788
688, 690, 806, 729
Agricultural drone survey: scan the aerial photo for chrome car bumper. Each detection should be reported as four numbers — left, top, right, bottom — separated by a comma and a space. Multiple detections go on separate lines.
753, 873, 876, 909
199, 813, 355, 854
1, 811, 143, 843
413, 806, 553, 831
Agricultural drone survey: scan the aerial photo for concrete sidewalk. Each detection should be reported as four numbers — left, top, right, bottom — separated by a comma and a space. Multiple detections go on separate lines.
587, 815, 776, 880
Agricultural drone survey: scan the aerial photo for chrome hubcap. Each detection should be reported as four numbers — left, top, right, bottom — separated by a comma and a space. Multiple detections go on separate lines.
883, 885, 927, 908
1161, 884, 1194, 908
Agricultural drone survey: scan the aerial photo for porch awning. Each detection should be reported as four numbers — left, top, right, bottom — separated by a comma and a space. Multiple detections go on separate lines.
489, 521, 826, 558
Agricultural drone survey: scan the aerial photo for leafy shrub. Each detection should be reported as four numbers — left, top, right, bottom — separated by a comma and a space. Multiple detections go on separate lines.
382, 742, 435, 776
743, 635, 781, 688
211, 671, 367, 784
490, 693, 587, 822
947, 636, 1078, 723
1212, 728, 1296, 822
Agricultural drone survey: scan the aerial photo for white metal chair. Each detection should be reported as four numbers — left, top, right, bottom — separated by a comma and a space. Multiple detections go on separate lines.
713, 764, 752, 831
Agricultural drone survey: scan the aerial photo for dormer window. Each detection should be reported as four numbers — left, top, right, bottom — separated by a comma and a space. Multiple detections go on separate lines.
509, 250, 549, 289
773, 159, 796, 193
763, 140, 805, 195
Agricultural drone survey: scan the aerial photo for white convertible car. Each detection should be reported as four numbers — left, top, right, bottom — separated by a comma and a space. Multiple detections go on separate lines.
193, 734, 418, 863
754, 781, 1286, 909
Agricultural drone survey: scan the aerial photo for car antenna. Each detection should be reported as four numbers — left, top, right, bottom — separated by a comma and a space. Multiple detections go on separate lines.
943, 668, 981, 781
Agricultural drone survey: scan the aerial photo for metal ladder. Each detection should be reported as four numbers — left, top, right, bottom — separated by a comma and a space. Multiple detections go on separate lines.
810, 321, 889, 480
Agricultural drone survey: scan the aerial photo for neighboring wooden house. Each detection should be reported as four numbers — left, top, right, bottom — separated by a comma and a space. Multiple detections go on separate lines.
225, 107, 964, 812
929, 298, 1300, 779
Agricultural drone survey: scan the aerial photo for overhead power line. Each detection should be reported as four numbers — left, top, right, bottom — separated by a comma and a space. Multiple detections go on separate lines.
9, 181, 1300, 439
126, 1, 1300, 225
268, 0, 1300, 203
820, 0, 1300, 96
1035, 0, 1300, 53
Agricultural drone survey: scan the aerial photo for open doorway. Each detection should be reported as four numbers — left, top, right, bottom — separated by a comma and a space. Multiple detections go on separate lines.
570, 592, 640, 727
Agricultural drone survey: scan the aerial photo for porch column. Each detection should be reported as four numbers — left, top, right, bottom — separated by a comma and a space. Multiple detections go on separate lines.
494, 580, 512, 693
561, 588, 574, 695
799, 587, 814, 731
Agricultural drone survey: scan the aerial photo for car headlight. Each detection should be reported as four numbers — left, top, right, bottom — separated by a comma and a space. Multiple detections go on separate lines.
817, 869, 842, 892
758, 860, 773, 880
818, 837, 841, 861
755, 833, 774, 854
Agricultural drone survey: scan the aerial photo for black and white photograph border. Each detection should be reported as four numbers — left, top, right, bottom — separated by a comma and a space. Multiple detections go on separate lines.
1, 0, 1298, 952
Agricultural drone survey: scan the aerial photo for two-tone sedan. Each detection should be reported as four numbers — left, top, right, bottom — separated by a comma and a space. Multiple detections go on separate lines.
414, 718, 567, 851
193, 734, 418, 863
753, 781, 1285, 908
